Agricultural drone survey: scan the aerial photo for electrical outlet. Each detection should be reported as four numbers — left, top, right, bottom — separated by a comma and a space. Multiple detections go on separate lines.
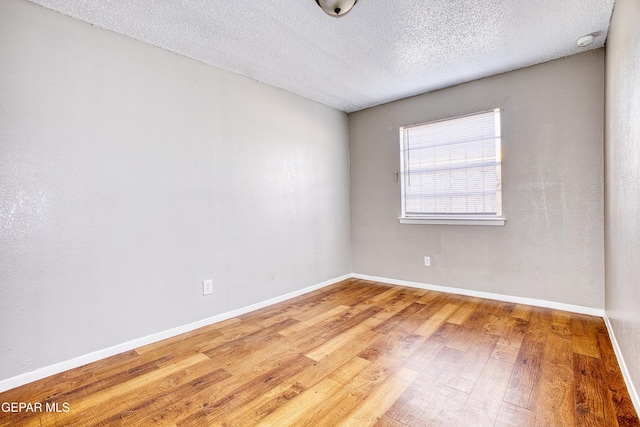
203, 279, 213, 295
424, 256, 431, 267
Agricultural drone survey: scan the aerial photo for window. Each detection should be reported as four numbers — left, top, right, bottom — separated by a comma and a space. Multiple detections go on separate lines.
399, 109, 505, 225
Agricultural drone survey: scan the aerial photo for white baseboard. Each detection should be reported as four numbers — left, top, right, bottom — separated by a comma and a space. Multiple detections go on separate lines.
0, 274, 351, 393
351, 273, 606, 317
603, 315, 640, 416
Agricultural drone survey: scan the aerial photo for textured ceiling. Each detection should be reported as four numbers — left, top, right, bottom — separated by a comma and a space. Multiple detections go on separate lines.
28, 0, 615, 113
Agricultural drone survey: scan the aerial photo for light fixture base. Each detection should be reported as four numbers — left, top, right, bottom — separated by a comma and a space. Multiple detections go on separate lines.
315, 0, 358, 17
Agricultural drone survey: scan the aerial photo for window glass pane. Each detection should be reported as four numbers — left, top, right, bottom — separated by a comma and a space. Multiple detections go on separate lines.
401, 109, 502, 217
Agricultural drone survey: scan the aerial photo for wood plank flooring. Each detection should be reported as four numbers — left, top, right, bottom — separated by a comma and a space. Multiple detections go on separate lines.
1, 278, 638, 426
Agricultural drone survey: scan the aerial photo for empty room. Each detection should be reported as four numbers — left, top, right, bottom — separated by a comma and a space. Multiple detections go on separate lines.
1, 0, 639, 425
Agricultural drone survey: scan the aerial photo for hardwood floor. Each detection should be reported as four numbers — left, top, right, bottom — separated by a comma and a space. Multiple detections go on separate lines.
1, 278, 638, 426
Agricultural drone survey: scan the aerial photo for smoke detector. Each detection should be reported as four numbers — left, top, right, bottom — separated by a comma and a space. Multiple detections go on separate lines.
577, 35, 595, 47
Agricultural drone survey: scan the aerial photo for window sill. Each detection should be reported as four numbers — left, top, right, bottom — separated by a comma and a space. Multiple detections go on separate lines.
398, 216, 506, 226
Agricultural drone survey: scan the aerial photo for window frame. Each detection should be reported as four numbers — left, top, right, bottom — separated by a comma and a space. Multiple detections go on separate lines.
398, 109, 506, 226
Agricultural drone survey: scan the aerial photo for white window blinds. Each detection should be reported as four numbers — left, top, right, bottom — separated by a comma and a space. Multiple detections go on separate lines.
400, 109, 502, 218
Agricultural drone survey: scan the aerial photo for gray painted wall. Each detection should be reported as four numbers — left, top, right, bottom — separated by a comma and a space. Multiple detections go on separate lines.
605, 0, 640, 404
349, 51, 605, 308
0, 0, 351, 381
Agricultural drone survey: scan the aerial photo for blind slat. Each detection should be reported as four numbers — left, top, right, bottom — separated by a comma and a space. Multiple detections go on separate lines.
403, 161, 500, 174
403, 136, 500, 152
404, 188, 498, 198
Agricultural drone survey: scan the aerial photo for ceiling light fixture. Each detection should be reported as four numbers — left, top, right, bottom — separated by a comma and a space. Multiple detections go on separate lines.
577, 35, 595, 47
315, 0, 358, 17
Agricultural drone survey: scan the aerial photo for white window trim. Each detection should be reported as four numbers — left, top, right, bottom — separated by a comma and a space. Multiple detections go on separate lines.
398, 109, 505, 226
398, 215, 506, 226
